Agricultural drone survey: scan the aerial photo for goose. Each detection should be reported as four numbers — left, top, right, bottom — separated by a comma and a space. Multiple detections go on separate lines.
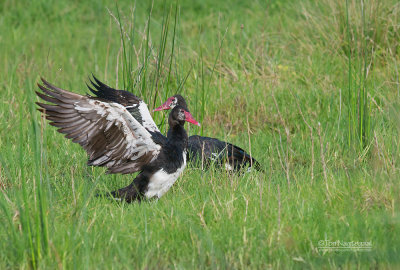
36, 78, 199, 202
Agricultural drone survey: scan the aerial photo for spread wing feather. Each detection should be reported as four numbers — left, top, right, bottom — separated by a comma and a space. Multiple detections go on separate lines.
87, 76, 160, 133
36, 78, 161, 174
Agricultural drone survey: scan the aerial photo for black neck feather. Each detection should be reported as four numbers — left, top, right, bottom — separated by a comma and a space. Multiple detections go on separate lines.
167, 124, 188, 147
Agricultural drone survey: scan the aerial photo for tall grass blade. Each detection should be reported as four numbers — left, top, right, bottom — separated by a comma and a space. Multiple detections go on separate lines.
345, 0, 372, 152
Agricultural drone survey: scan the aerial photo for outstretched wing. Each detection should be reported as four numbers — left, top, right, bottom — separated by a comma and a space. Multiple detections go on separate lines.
36, 78, 162, 174
87, 76, 160, 133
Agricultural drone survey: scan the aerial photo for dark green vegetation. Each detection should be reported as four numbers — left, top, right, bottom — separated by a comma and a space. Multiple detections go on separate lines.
1, 0, 399, 268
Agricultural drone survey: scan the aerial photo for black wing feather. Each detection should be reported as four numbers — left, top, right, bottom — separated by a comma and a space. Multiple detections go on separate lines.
88, 75, 141, 107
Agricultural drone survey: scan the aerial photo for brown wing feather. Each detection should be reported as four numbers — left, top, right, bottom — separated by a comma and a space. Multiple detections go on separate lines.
36, 78, 161, 174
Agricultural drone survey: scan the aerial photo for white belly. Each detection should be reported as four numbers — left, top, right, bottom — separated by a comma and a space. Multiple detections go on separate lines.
145, 152, 186, 199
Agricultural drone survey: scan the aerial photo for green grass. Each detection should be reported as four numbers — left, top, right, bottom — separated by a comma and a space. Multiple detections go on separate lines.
1, 0, 400, 268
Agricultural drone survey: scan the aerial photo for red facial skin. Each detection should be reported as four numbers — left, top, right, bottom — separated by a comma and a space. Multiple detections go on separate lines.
154, 97, 175, 111
183, 111, 200, 126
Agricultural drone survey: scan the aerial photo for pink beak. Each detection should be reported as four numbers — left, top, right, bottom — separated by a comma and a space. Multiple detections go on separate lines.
153, 101, 171, 112
184, 111, 201, 126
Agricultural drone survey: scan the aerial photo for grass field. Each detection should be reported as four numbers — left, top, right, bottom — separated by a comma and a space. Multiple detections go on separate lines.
1, 0, 400, 268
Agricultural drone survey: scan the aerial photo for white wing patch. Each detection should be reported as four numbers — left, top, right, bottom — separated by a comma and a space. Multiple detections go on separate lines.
224, 163, 234, 171
145, 151, 187, 199
138, 101, 160, 133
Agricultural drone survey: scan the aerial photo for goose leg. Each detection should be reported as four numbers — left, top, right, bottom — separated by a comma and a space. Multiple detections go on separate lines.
103, 173, 149, 203
109, 183, 141, 203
